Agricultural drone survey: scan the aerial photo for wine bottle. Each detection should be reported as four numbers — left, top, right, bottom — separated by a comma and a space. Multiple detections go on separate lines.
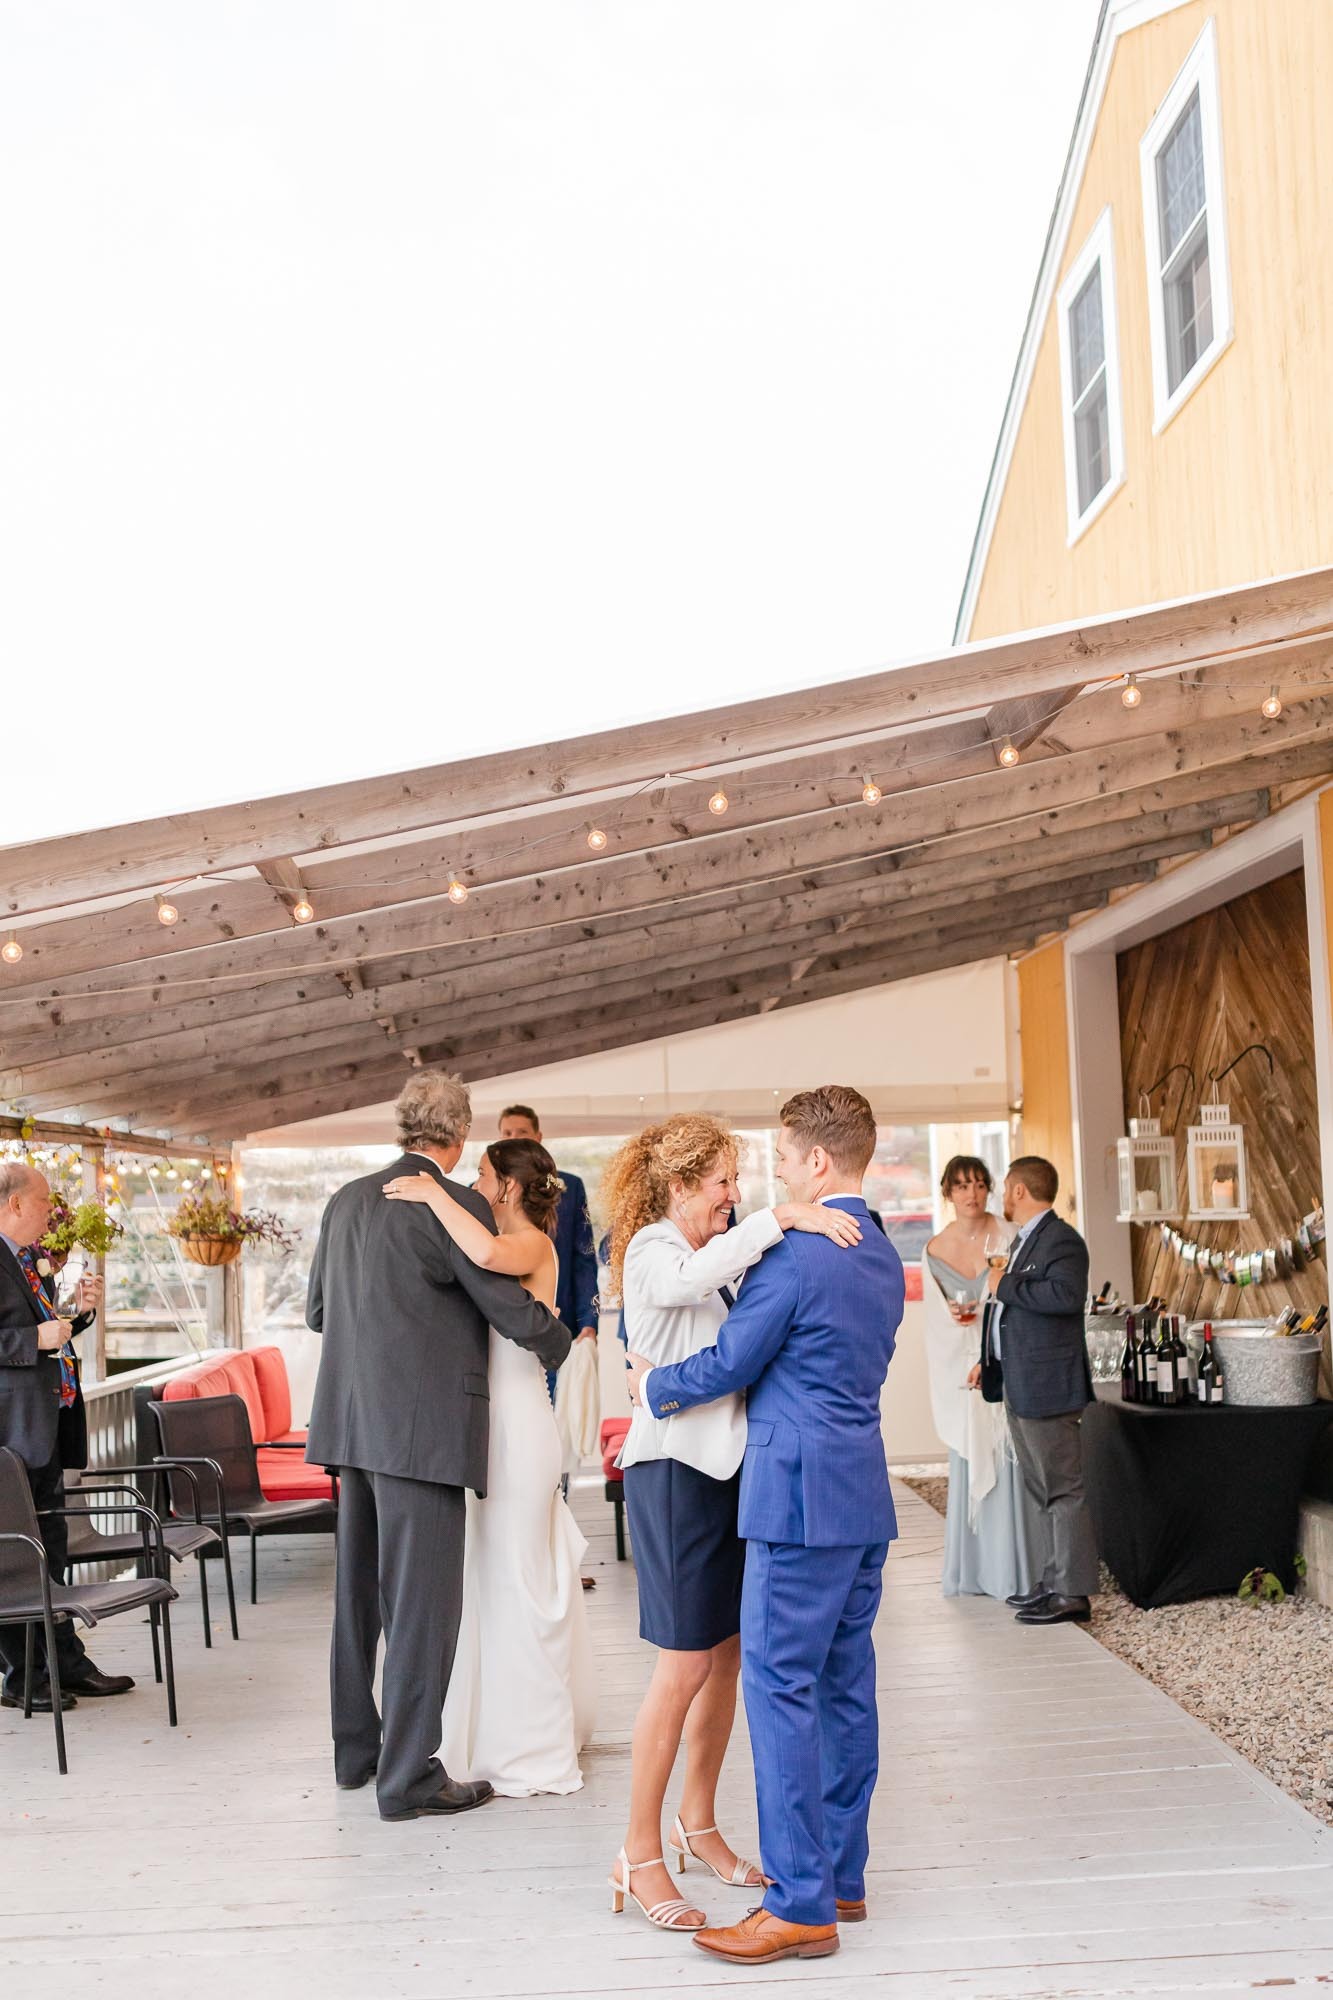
1120, 1313, 1138, 1403
1137, 1310, 1158, 1404
1178, 1318, 1198, 1399
1196, 1321, 1219, 1403
1152, 1312, 1176, 1408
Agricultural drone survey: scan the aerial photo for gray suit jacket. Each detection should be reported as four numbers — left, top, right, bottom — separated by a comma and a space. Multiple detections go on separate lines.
304, 1154, 571, 1492
993, 1209, 1092, 1421
0, 1248, 62, 1470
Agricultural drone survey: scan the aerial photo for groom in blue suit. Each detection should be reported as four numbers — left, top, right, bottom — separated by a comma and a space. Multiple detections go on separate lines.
627, 1086, 904, 1966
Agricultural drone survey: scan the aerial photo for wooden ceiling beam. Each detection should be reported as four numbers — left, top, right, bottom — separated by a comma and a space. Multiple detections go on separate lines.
5, 566, 1332, 920
1, 840, 1179, 1095
22, 862, 1152, 1121
4, 696, 1328, 994
135, 921, 1065, 1137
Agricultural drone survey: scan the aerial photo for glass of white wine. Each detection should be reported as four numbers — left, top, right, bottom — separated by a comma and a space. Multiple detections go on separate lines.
984, 1229, 1009, 1276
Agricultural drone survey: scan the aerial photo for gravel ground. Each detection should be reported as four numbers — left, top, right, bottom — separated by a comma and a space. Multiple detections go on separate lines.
900, 1472, 1333, 1825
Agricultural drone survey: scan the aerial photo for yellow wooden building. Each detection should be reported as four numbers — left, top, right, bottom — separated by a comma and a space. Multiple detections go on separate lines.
954, 0, 1333, 1299
957, 0, 1333, 646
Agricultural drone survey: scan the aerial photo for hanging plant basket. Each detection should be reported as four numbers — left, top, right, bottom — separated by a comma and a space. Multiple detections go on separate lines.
178, 1233, 244, 1267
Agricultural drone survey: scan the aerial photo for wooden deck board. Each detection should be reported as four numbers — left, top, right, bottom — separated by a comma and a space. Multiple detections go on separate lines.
3, 1478, 1331, 1998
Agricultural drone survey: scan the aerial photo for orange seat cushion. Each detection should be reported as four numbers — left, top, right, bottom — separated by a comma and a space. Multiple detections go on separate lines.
248, 1345, 293, 1439
255, 1449, 336, 1502
601, 1416, 631, 1482
218, 1354, 267, 1442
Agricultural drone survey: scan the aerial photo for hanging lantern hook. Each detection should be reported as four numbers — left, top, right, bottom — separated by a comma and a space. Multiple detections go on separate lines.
1142, 1063, 1196, 1131
1207, 1043, 1275, 1090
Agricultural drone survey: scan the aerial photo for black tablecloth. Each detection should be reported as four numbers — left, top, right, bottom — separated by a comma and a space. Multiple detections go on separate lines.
1082, 1384, 1333, 1608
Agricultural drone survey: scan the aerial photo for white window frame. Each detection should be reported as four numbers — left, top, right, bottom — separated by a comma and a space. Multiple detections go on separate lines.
1139, 16, 1233, 433
1056, 207, 1125, 545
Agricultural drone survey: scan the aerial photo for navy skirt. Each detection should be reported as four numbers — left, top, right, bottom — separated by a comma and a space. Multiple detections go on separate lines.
623, 1457, 745, 1651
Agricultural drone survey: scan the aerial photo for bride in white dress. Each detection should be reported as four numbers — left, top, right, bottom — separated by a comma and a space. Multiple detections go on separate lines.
384, 1139, 595, 1796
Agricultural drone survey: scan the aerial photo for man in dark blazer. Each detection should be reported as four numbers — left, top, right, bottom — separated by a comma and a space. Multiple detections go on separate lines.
977, 1155, 1097, 1626
0, 1162, 133, 1708
305, 1071, 570, 1823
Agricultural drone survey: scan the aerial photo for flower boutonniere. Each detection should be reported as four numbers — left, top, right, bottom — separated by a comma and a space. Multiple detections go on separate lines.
35, 1256, 53, 1278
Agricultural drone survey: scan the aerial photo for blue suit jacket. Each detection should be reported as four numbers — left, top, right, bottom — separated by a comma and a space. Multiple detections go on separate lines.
645, 1196, 905, 1548
552, 1171, 598, 1333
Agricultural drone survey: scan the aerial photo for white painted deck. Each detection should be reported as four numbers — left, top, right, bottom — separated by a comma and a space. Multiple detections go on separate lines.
5, 1479, 1333, 1998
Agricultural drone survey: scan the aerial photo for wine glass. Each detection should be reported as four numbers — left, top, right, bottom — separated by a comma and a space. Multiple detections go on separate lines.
952, 1288, 978, 1325
984, 1228, 1009, 1275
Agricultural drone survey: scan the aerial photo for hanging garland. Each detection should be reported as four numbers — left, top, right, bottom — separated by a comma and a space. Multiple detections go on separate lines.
1159, 1206, 1326, 1287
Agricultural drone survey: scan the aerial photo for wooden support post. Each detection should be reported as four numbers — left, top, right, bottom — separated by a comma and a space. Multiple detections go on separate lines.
79, 1140, 107, 1385
224, 1142, 245, 1349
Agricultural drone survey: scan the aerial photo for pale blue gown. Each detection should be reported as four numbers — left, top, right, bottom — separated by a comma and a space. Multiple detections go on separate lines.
925, 1252, 1043, 1600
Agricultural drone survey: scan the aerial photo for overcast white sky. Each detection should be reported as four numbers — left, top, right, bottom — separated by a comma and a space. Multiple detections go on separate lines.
1, 1, 1100, 847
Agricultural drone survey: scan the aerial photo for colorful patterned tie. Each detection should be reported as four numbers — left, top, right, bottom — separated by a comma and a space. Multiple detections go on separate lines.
16, 1247, 78, 1407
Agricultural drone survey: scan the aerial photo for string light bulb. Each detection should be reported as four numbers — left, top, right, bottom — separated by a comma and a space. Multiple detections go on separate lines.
586, 826, 608, 851
1121, 674, 1142, 709
292, 894, 315, 924
1, 935, 22, 965
447, 876, 469, 905
861, 777, 882, 805
1261, 686, 1283, 720
998, 737, 1021, 768
708, 789, 729, 816
155, 894, 179, 926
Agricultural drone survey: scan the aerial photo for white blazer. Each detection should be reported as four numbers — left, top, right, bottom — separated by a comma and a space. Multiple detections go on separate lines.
617, 1208, 784, 1481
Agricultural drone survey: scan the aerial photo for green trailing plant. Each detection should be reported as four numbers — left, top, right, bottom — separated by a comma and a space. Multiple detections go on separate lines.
166, 1193, 294, 1251
40, 1195, 124, 1259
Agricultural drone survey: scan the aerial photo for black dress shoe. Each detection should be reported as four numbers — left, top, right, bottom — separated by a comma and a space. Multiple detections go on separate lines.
1005, 1585, 1051, 1610
64, 1668, 135, 1697
1, 1687, 78, 1712
1015, 1593, 1092, 1625
380, 1778, 494, 1821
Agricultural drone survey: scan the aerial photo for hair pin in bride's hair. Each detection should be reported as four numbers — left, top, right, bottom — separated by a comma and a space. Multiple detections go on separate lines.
546, 1173, 567, 1194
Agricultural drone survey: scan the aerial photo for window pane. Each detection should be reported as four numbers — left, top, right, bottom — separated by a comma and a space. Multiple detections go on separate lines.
1068, 266, 1105, 403
1074, 373, 1110, 514
1157, 88, 1206, 262
1164, 223, 1212, 393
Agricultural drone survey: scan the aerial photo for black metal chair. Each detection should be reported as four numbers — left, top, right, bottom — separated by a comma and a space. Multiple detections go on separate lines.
147, 1394, 337, 1604
62, 1463, 238, 1645
0, 1447, 180, 1773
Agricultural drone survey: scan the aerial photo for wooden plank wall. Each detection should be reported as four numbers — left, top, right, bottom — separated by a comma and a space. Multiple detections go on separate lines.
1017, 940, 1079, 1226
1117, 870, 1326, 1319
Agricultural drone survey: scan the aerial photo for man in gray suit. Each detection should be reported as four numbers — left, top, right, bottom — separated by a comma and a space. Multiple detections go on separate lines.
973, 1155, 1098, 1627
305, 1071, 570, 1822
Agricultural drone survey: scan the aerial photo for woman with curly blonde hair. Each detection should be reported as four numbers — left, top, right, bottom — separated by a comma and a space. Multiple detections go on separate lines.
601, 1113, 860, 1931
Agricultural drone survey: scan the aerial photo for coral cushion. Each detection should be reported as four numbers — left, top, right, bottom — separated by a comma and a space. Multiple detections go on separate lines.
601, 1416, 631, 1483
248, 1345, 293, 1439
255, 1449, 336, 1502
219, 1355, 267, 1442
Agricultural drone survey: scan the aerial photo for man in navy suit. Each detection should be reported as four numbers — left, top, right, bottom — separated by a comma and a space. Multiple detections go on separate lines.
628, 1086, 903, 1966
972, 1156, 1097, 1626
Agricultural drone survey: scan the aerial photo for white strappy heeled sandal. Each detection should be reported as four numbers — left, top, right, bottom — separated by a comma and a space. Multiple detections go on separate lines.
608, 1849, 708, 1930
668, 1814, 770, 1888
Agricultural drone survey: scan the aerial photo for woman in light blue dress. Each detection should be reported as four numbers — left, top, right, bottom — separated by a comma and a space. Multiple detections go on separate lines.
923, 1156, 1042, 1600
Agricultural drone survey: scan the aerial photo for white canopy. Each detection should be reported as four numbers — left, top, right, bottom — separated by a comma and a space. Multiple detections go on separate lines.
245, 957, 1014, 1145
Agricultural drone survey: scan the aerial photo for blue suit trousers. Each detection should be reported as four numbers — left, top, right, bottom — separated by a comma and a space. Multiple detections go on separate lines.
741, 1537, 888, 1925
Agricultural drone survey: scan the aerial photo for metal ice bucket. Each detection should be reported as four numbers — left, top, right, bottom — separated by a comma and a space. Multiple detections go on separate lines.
1192, 1321, 1321, 1407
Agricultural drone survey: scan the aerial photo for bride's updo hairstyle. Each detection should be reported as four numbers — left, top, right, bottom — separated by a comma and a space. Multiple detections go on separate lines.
600, 1112, 740, 1292
486, 1138, 564, 1237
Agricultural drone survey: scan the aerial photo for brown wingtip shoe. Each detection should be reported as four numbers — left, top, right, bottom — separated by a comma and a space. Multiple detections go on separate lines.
836, 1898, 867, 1923
692, 1909, 839, 1963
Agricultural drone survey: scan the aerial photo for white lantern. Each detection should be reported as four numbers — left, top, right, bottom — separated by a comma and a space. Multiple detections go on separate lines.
1115, 1117, 1181, 1223
1186, 1101, 1250, 1221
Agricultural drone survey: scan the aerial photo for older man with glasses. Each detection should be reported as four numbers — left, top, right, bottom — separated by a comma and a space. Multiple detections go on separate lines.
0, 1160, 134, 1710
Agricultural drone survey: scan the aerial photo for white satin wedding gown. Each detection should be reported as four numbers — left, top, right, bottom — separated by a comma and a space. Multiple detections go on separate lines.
440, 1322, 595, 1796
